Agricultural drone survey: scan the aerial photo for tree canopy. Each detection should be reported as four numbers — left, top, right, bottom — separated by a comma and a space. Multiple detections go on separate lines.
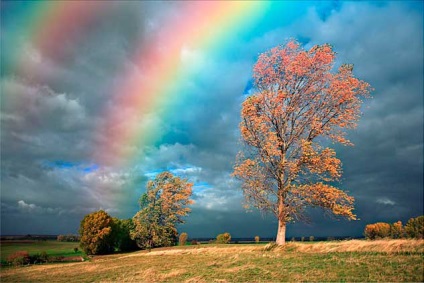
131, 171, 194, 249
233, 40, 371, 245
79, 210, 115, 255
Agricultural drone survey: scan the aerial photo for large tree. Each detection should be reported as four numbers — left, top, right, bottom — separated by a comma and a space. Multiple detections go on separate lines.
233, 40, 371, 245
131, 172, 193, 249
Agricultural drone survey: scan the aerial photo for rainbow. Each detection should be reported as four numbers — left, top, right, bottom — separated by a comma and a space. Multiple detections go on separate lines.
95, 1, 270, 167
5, 1, 270, 167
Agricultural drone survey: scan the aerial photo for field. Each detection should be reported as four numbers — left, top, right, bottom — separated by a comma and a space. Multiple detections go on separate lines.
0, 240, 83, 263
1, 239, 423, 282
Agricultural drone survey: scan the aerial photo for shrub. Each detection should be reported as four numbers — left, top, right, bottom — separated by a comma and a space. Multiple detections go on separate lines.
191, 240, 199, 245
405, 216, 424, 239
390, 221, 404, 239
309, 236, 315, 242
113, 218, 138, 252
74, 247, 79, 253
254, 235, 260, 243
29, 253, 41, 264
216, 232, 231, 244
57, 234, 80, 242
179, 232, 188, 246
291, 237, 296, 242
39, 251, 49, 263
364, 222, 391, 239
7, 251, 30, 266
301, 237, 305, 242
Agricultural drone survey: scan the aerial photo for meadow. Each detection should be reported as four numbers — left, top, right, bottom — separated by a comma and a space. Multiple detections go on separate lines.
1, 239, 423, 282
0, 240, 83, 263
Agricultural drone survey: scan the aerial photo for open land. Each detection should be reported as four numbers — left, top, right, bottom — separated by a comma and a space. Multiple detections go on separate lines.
1, 240, 84, 263
1, 239, 423, 282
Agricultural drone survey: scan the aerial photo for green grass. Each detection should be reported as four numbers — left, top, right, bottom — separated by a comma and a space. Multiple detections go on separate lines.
1, 240, 84, 262
0, 240, 423, 282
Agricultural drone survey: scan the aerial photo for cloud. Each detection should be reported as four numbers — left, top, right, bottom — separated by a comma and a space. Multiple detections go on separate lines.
376, 198, 396, 206
0, 1, 422, 237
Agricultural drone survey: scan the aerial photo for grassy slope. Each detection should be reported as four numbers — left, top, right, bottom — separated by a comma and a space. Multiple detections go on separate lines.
1, 239, 423, 282
1, 241, 83, 261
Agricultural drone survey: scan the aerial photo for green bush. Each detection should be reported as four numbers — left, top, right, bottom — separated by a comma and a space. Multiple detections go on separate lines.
7, 251, 30, 266
216, 232, 231, 244
405, 216, 424, 239
390, 221, 404, 239
39, 251, 49, 263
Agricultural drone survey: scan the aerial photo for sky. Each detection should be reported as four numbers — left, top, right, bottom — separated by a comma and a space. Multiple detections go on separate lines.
1, 1, 423, 238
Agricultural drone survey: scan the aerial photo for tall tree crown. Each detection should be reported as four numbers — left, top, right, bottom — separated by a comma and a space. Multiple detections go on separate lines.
234, 40, 371, 223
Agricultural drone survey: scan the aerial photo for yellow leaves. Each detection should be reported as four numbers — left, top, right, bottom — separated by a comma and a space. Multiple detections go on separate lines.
79, 210, 115, 255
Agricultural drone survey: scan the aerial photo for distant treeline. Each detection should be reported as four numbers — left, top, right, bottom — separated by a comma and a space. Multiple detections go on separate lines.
0, 235, 57, 241
364, 216, 423, 240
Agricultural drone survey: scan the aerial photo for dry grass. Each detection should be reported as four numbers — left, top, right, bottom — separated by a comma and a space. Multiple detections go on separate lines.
1, 240, 423, 282
281, 239, 424, 253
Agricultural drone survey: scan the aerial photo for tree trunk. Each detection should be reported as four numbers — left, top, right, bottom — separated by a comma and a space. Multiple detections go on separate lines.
276, 185, 286, 245
276, 218, 286, 245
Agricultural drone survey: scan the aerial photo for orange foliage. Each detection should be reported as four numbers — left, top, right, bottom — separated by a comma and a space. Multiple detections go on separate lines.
364, 222, 391, 239
79, 210, 115, 255
233, 40, 371, 245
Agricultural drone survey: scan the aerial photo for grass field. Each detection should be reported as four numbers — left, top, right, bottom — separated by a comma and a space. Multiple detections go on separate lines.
1, 239, 423, 282
0, 240, 84, 262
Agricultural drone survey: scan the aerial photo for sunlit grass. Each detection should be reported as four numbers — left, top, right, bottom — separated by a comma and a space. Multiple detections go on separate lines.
1, 239, 423, 282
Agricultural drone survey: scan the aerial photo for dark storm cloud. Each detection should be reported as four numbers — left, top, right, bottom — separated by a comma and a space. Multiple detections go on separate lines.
287, 2, 423, 233
1, 1, 422, 237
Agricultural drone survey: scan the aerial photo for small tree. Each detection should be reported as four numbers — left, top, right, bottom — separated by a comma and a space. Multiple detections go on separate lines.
179, 232, 188, 246
216, 232, 231, 244
131, 172, 194, 249
79, 210, 115, 255
390, 221, 404, 239
254, 235, 260, 243
364, 222, 391, 240
309, 236, 315, 242
233, 40, 371, 245
405, 216, 424, 239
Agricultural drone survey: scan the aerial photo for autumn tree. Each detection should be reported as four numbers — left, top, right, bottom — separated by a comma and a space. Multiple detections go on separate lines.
179, 232, 188, 246
390, 221, 404, 239
405, 216, 424, 239
131, 172, 193, 249
233, 40, 371, 245
216, 232, 231, 244
79, 210, 115, 255
364, 222, 391, 239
